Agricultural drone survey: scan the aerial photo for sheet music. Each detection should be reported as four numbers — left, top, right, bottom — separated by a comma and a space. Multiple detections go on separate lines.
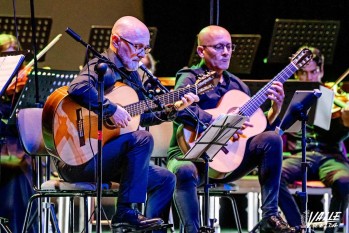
313, 85, 334, 130
0, 54, 25, 96
184, 113, 248, 160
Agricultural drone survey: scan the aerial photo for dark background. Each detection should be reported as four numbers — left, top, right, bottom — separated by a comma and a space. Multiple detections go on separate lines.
1, 0, 348, 82
143, 0, 349, 82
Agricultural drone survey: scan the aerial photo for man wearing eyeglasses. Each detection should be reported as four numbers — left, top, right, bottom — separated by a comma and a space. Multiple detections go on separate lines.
167, 25, 296, 232
53, 16, 198, 232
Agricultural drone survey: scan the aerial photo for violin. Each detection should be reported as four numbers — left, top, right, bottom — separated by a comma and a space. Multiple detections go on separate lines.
5, 34, 62, 96
324, 68, 349, 118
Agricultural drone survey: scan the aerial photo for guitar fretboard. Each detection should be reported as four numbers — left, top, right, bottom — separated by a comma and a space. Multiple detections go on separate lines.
124, 85, 198, 117
239, 62, 298, 117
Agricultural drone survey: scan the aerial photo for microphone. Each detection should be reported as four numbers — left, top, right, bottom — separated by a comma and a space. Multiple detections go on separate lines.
139, 61, 161, 85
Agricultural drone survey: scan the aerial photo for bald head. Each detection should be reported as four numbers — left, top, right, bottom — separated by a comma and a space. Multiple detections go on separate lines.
196, 25, 232, 74
198, 25, 231, 46
111, 16, 149, 41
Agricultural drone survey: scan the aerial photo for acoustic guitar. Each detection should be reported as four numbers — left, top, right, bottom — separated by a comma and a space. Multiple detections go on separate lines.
42, 71, 216, 165
177, 48, 313, 179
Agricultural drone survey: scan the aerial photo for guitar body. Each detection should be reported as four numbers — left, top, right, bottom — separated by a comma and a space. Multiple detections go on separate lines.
42, 83, 139, 166
177, 90, 267, 179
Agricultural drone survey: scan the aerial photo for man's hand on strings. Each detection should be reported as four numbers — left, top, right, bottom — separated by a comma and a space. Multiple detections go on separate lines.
111, 105, 132, 128
267, 81, 285, 124
174, 93, 200, 111
231, 121, 253, 141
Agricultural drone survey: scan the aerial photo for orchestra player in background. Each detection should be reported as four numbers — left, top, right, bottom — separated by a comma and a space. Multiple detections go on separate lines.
0, 33, 36, 233
279, 46, 349, 233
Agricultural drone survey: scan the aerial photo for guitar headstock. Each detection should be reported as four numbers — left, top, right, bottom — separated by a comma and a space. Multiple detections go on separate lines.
196, 71, 216, 94
291, 48, 313, 70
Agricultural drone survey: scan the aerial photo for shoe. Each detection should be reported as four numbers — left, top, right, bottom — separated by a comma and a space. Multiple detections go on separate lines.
260, 215, 296, 233
111, 208, 164, 229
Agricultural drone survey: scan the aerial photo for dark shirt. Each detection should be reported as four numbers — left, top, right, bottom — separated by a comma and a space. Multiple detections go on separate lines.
285, 117, 349, 162
68, 48, 174, 127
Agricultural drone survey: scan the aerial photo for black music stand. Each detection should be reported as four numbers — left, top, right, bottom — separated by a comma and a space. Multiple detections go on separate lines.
243, 79, 320, 117
188, 34, 261, 74
8, 68, 78, 125
267, 19, 340, 64
180, 114, 247, 232
0, 16, 52, 62
85, 25, 158, 62
276, 89, 322, 233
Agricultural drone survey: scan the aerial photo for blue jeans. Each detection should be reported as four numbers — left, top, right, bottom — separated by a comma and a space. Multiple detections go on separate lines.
279, 153, 349, 233
168, 131, 283, 233
56, 130, 175, 229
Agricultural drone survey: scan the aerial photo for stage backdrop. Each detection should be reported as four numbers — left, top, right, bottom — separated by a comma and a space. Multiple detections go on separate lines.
0, 0, 143, 72
1, 0, 349, 82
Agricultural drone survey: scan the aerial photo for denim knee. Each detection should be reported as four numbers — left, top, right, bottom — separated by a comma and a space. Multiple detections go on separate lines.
173, 163, 199, 189
332, 177, 349, 199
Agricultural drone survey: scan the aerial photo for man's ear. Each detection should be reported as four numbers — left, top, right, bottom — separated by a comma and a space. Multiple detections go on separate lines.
111, 34, 120, 48
197, 46, 205, 58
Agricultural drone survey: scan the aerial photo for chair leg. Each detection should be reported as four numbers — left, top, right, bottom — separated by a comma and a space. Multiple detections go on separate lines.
22, 194, 40, 233
223, 195, 243, 233
0, 217, 12, 233
49, 203, 61, 233
43, 199, 52, 233
84, 196, 89, 233
69, 197, 74, 232
168, 206, 175, 233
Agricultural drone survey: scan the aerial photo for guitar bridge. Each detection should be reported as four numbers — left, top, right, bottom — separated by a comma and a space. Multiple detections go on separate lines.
76, 108, 85, 146
221, 146, 229, 154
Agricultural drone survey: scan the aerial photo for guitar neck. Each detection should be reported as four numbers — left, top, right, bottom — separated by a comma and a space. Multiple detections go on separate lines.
240, 62, 298, 117
124, 85, 197, 116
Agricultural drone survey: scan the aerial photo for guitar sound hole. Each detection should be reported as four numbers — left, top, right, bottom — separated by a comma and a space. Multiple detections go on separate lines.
221, 146, 229, 154
227, 107, 238, 114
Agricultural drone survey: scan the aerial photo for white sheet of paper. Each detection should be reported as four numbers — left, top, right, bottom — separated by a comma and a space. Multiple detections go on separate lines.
184, 113, 248, 160
313, 85, 334, 130
0, 54, 25, 96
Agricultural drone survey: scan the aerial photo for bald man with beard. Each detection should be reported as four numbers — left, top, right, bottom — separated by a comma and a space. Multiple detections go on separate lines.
52, 16, 198, 231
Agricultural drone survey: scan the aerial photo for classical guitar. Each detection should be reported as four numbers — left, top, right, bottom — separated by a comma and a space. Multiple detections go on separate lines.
177, 48, 313, 179
42, 71, 215, 166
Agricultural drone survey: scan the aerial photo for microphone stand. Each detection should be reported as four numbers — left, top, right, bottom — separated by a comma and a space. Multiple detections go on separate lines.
66, 28, 170, 232
65, 27, 116, 233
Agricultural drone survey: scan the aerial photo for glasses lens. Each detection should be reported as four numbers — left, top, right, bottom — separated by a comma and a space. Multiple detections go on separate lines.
212, 43, 235, 52
144, 46, 152, 54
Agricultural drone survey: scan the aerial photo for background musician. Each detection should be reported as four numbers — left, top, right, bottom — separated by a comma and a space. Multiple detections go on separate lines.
53, 16, 198, 231
0, 33, 36, 233
166, 25, 295, 233
279, 46, 349, 233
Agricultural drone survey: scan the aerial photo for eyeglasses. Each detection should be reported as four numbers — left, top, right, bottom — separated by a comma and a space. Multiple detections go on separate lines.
118, 35, 152, 54
202, 43, 236, 52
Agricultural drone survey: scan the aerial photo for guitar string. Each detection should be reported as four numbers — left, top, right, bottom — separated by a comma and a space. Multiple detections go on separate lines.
239, 63, 298, 117
124, 85, 197, 116
243, 64, 296, 116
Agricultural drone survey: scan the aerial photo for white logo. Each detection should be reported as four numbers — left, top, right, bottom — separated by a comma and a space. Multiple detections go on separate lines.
303, 211, 342, 229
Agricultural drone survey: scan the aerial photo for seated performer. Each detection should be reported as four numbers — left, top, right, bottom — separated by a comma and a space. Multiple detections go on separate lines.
166, 25, 296, 233
279, 46, 349, 233
53, 16, 199, 231
0, 33, 36, 233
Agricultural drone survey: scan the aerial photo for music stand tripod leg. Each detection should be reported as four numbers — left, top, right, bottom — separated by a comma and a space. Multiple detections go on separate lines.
0, 217, 12, 233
